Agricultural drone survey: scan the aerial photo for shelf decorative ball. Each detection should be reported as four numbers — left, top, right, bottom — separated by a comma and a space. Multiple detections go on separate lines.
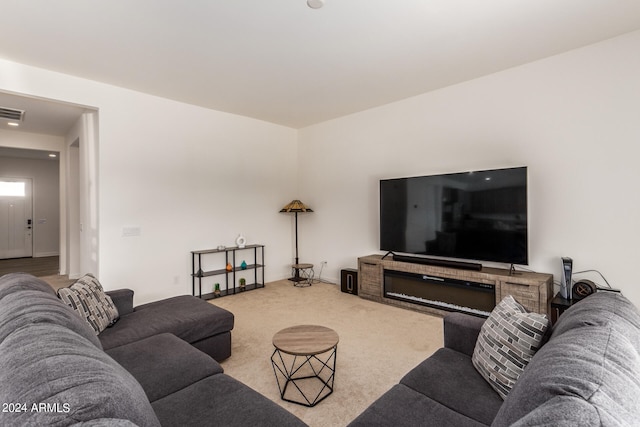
226, 263, 233, 272
236, 234, 246, 248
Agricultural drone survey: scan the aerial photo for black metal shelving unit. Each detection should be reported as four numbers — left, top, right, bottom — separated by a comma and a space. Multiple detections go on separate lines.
191, 244, 265, 300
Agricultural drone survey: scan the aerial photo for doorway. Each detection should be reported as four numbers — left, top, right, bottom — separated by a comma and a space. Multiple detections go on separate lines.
0, 178, 33, 259
0, 92, 99, 279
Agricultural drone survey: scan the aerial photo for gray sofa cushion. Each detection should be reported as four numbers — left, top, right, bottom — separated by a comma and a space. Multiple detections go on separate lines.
151, 373, 308, 426
400, 347, 503, 426
0, 323, 160, 426
106, 332, 224, 402
0, 272, 56, 299
492, 292, 640, 427
551, 290, 640, 340
98, 295, 234, 350
443, 312, 485, 356
509, 396, 600, 426
106, 289, 134, 315
0, 275, 102, 349
71, 419, 140, 427
348, 383, 488, 427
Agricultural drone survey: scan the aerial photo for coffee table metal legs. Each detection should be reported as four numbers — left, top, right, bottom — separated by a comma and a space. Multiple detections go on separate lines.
271, 346, 337, 407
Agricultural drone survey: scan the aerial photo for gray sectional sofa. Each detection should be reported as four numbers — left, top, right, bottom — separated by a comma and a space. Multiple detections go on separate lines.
0, 273, 306, 427
349, 291, 640, 426
99, 288, 235, 362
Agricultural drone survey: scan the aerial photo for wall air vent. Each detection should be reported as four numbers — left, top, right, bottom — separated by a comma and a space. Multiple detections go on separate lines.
0, 107, 26, 122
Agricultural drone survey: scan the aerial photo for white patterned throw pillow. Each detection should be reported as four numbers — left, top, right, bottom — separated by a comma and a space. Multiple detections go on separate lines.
57, 273, 119, 334
472, 295, 549, 400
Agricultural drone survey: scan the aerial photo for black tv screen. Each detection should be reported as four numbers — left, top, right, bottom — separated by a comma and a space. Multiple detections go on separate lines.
380, 167, 528, 265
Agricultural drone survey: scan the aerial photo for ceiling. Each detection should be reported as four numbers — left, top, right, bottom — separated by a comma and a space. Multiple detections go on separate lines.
1, 0, 640, 132
0, 92, 89, 137
0, 146, 60, 161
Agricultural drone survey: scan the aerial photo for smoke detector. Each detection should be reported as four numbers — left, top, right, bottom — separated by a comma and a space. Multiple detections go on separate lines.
307, 0, 324, 9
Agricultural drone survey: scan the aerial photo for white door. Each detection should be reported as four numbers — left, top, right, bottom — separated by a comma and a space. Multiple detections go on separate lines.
0, 178, 33, 259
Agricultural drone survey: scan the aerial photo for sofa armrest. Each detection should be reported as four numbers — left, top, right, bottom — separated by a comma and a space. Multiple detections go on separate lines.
443, 312, 486, 357
106, 289, 134, 316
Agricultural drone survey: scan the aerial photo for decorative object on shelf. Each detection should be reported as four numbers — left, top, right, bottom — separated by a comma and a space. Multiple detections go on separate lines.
196, 268, 203, 278
236, 234, 246, 248
226, 263, 233, 272
280, 199, 313, 283
241, 260, 247, 270
239, 278, 246, 291
214, 283, 221, 298
217, 245, 226, 250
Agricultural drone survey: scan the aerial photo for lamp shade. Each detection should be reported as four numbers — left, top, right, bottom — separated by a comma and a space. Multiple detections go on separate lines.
280, 200, 313, 213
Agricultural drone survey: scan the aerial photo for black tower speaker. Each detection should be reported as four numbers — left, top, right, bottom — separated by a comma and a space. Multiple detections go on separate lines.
560, 257, 573, 300
341, 268, 358, 295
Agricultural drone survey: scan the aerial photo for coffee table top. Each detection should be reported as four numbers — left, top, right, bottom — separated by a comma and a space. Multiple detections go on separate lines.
272, 325, 339, 356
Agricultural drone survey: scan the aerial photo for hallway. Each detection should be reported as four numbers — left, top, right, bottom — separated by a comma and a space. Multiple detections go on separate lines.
0, 256, 73, 289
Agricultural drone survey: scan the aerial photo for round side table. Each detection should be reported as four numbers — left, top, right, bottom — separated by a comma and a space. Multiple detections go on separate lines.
270, 325, 339, 407
290, 263, 314, 287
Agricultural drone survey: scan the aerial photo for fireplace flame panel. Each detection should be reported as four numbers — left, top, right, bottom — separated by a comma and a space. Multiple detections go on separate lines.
384, 269, 495, 317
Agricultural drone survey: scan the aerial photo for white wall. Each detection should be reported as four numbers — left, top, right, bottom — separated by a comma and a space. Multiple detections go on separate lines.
63, 112, 100, 280
2, 30, 639, 307
0, 60, 299, 304
97, 94, 298, 303
298, 30, 640, 307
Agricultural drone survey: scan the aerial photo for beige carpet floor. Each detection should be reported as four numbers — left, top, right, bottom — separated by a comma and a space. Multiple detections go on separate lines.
213, 280, 444, 427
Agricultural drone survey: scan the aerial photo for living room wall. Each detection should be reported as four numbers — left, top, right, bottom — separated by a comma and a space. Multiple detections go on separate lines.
1, 30, 639, 308
0, 60, 299, 304
297, 30, 640, 307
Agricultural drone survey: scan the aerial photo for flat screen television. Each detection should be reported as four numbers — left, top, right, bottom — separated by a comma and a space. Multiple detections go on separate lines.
380, 166, 528, 266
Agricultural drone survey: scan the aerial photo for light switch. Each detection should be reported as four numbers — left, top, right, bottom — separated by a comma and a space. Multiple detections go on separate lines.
122, 226, 141, 237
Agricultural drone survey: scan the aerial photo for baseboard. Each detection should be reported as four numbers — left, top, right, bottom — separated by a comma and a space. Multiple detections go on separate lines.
34, 251, 60, 258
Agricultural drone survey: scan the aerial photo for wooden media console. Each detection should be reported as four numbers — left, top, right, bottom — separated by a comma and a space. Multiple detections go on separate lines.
358, 254, 553, 317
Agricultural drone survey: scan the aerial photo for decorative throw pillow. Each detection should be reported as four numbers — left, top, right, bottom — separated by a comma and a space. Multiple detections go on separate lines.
472, 295, 550, 400
57, 274, 119, 334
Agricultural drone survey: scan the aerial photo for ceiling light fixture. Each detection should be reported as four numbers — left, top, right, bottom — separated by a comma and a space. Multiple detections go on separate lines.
49, 153, 57, 158
7, 122, 19, 127
307, 0, 324, 9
